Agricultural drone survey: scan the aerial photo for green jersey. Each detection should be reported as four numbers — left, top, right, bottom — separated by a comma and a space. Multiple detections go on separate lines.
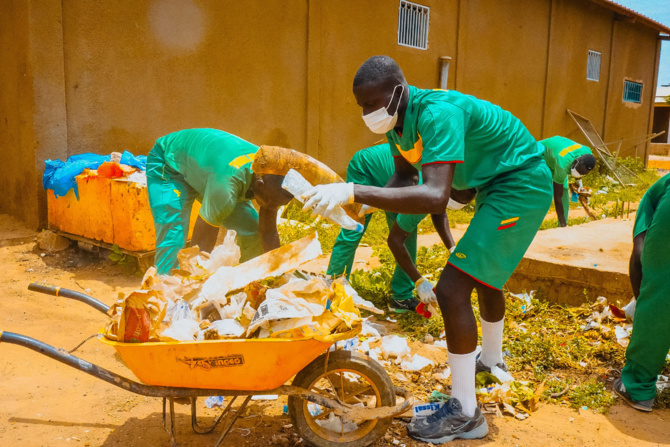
634, 172, 670, 237
387, 86, 544, 190
540, 136, 593, 185
154, 128, 258, 226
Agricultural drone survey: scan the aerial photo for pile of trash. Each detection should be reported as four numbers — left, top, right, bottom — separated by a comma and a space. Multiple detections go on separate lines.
44, 151, 147, 198
104, 231, 383, 343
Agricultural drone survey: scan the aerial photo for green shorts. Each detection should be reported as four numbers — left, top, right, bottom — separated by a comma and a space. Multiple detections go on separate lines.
449, 161, 552, 289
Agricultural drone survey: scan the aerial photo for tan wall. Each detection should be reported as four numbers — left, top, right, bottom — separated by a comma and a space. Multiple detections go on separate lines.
456, 0, 551, 138
0, 0, 68, 228
312, 0, 459, 174
543, 0, 613, 145
60, 0, 309, 157
603, 21, 658, 158
0, 0, 663, 228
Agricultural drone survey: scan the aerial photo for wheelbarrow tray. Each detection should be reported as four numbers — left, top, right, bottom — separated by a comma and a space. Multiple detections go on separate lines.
100, 327, 360, 390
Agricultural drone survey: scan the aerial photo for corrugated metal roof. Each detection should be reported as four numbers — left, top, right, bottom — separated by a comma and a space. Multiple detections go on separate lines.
588, 0, 670, 35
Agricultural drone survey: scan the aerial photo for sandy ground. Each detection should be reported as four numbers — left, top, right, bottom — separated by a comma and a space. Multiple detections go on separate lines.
1, 221, 670, 447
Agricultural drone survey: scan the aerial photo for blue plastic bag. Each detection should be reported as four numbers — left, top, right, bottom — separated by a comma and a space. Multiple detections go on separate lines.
43, 153, 109, 199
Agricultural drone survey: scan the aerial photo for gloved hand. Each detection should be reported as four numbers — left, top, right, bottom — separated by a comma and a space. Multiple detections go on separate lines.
415, 277, 437, 304
357, 204, 377, 217
302, 183, 355, 217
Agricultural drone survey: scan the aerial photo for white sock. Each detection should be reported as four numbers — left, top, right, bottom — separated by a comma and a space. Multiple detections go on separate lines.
448, 350, 477, 417
479, 317, 504, 367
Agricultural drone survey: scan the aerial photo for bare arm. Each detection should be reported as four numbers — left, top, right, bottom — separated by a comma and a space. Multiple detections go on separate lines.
191, 216, 219, 253
388, 223, 421, 283
355, 162, 454, 215
258, 206, 281, 252
629, 232, 645, 299
553, 182, 567, 227
431, 212, 455, 250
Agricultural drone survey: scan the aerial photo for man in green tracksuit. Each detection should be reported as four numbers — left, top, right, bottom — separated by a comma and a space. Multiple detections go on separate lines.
327, 144, 455, 313
540, 136, 596, 227
614, 173, 670, 412
303, 55, 553, 443
146, 128, 293, 275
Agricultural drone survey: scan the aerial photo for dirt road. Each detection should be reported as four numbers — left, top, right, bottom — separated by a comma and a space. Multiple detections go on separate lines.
1, 238, 669, 447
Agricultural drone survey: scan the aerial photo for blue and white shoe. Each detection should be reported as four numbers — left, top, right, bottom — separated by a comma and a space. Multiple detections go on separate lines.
406, 398, 488, 443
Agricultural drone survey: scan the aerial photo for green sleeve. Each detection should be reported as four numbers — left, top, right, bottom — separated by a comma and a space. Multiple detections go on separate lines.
198, 176, 238, 227
418, 106, 466, 165
396, 213, 427, 233
633, 179, 665, 237
389, 140, 401, 157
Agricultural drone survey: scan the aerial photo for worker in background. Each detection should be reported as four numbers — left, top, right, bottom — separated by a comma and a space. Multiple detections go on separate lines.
327, 144, 455, 313
146, 128, 293, 275
614, 172, 670, 412
540, 136, 596, 227
302, 55, 553, 443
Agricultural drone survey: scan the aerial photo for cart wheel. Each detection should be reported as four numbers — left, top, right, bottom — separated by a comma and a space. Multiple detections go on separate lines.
288, 350, 395, 447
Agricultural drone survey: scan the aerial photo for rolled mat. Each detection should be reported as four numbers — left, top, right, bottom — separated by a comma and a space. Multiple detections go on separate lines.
252, 146, 363, 223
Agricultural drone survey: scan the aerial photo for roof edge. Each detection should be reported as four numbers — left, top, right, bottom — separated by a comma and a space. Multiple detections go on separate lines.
588, 0, 670, 35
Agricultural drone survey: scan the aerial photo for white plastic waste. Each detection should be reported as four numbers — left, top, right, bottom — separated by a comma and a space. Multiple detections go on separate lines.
161, 318, 200, 341
197, 319, 246, 340
623, 298, 636, 322
247, 289, 324, 335
207, 230, 241, 272
379, 335, 411, 360
282, 169, 364, 233
200, 232, 322, 301
491, 365, 515, 383
315, 412, 359, 433
400, 354, 435, 372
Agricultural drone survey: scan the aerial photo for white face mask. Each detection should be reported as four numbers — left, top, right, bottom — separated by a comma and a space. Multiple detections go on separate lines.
571, 167, 582, 178
362, 85, 404, 134
447, 198, 467, 210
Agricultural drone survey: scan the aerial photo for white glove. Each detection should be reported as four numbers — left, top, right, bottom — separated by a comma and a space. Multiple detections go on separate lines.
415, 277, 437, 304
357, 204, 377, 217
302, 183, 355, 217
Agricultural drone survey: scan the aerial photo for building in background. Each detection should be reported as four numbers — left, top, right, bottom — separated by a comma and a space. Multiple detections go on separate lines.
652, 85, 670, 148
2, 0, 669, 228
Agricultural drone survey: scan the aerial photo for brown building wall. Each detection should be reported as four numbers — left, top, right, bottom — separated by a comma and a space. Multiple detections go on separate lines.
543, 0, 613, 144
456, 0, 551, 138
60, 0, 309, 157
603, 21, 659, 158
0, 0, 664, 228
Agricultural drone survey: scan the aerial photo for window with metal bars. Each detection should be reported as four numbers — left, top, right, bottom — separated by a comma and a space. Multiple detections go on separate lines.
398, 1, 430, 50
586, 50, 601, 81
623, 80, 643, 103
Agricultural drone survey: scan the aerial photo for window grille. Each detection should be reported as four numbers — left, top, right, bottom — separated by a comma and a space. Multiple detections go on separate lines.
587, 50, 601, 81
398, 1, 430, 50
623, 80, 643, 103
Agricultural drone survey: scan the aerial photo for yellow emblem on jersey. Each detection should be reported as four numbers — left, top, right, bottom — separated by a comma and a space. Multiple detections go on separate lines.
396, 133, 424, 164
455, 252, 466, 259
228, 153, 257, 169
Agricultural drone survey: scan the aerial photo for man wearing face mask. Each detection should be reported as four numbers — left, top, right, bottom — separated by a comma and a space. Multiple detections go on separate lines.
540, 136, 596, 227
302, 55, 553, 443
146, 128, 294, 275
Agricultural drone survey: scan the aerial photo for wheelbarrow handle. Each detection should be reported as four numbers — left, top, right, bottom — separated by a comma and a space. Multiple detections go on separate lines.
28, 282, 110, 315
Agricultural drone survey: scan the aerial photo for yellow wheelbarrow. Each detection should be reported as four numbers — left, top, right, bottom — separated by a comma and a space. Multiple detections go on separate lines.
0, 282, 413, 447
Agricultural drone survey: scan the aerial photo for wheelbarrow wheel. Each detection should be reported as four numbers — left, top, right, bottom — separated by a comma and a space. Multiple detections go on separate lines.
288, 350, 395, 447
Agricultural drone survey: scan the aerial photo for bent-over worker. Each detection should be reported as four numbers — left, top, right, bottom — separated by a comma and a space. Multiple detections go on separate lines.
146, 128, 293, 275
540, 136, 596, 227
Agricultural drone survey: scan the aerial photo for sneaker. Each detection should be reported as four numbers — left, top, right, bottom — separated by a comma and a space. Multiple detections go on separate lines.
613, 378, 653, 412
388, 297, 420, 314
475, 353, 508, 374
407, 398, 488, 443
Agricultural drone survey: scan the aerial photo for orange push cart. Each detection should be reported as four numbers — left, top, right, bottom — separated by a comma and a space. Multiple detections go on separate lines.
0, 282, 413, 447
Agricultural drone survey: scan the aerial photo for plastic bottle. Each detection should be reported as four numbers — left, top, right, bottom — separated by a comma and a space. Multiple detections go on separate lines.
282, 169, 364, 233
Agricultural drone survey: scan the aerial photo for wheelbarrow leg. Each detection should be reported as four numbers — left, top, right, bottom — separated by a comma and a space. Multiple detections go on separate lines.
213, 395, 252, 447
191, 396, 236, 434
162, 397, 178, 447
